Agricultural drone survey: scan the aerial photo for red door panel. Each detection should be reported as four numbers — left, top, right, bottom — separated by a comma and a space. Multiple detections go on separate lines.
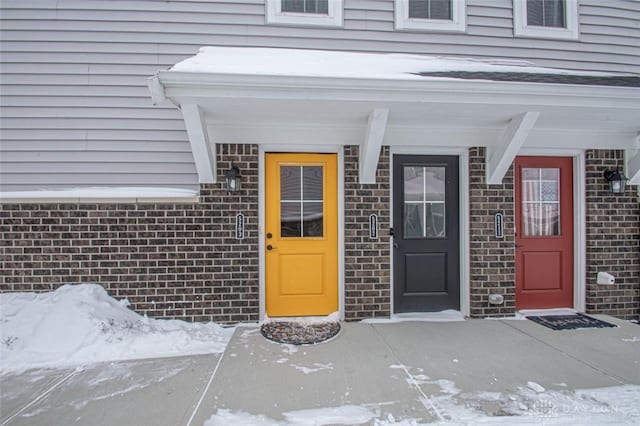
515, 156, 573, 309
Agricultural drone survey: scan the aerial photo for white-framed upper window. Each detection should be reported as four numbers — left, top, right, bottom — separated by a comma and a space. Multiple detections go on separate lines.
395, 0, 466, 33
266, 0, 343, 27
513, 0, 579, 40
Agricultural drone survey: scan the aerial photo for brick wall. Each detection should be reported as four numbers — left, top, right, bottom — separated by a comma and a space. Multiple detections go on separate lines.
3, 145, 637, 322
468, 147, 517, 317
0, 144, 259, 323
585, 149, 640, 320
343, 145, 391, 320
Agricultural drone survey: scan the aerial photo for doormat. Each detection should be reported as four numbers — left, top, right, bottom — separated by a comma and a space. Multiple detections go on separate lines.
527, 313, 616, 331
260, 321, 341, 345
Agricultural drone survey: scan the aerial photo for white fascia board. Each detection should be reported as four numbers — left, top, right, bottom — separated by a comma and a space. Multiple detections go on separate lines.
147, 75, 167, 106
486, 112, 539, 184
158, 71, 640, 111
181, 103, 216, 183
526, 130, 640, 150
626, 134, 640, 185
359, 108, 389, 184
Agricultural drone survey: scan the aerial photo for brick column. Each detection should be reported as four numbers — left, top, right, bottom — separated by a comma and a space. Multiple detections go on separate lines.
468, 147, 516, 317
343, 145, 391, 320
585, 149, 640, 319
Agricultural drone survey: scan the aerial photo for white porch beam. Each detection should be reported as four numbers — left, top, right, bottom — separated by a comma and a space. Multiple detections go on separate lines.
626, 134, 640, 185
486, 111, 540, 184
181, 103, 216, 183
359, 108, 389, 184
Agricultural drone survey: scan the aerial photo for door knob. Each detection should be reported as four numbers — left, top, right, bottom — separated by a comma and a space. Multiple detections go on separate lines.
266, 244, 275, 251
266, 233, 272, 239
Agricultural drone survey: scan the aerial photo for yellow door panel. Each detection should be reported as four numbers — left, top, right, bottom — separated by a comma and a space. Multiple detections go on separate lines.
265, 153, 338, 317
279, 254, 324, 295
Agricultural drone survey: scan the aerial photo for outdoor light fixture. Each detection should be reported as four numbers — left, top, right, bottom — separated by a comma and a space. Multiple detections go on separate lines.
603, 168, 627, 194
225, 164, 241, 193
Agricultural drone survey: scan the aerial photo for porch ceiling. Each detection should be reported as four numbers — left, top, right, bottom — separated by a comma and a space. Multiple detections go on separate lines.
150, 63, 640, 185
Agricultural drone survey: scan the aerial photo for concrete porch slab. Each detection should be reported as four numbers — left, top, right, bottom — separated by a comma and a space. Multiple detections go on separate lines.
500, 315, 640, 383
1, 354, 221, 426
188, 324, 437, 425
1, 316, 638, 425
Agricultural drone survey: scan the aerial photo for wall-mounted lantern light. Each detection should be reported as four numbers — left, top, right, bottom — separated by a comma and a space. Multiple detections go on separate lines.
603, 168, 627, 194
226, 164, 241, 193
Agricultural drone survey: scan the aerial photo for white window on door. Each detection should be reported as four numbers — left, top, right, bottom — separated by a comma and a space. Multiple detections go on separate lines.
403, 166, 447, 238
266, 0, 343, 27
521, 167, 561, 236
513, 0, 578, 40
395, 0, 466, 32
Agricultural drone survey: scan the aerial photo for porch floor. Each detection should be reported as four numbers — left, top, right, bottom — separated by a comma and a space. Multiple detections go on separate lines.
2, 316, 639, 425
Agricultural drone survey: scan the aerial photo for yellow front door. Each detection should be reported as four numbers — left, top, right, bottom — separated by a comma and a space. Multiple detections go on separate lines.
265, 153, 338, 317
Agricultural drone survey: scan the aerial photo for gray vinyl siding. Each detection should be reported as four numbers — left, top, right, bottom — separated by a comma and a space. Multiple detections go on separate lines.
1, 0, 639, 192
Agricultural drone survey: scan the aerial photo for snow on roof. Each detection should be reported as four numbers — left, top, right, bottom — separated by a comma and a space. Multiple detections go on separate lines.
171, 46, 621, 81
0, 187, 199, 201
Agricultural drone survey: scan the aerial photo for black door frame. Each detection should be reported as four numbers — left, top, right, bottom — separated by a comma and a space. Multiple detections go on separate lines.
391, 154, 461, 313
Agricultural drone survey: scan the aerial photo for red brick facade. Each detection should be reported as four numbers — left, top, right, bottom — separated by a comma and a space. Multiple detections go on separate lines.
1, 146, 638, 322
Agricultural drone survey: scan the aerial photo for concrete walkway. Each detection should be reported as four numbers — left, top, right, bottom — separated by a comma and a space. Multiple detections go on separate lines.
2, 316, 639, 425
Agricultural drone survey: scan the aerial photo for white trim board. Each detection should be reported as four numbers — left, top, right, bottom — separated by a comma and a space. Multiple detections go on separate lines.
265, 0, 343, 27
394, 0, 466, 33
513, 0, 579, 40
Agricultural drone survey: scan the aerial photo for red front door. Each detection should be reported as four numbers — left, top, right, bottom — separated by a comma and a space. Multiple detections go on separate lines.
515, 156, 574, 309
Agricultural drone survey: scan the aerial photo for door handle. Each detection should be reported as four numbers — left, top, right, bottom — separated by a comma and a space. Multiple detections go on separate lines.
266, 244, 276, 251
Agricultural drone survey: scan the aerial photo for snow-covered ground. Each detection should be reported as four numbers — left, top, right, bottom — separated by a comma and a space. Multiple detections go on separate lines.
2, 284, 638, 425
0, 284, 234, 373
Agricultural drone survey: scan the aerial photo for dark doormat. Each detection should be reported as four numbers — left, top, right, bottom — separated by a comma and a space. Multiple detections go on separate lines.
260, 321, 341, 345
527, 313, 616, 330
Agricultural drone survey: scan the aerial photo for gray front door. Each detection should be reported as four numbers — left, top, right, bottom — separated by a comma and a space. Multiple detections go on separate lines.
393, 155, 460, 313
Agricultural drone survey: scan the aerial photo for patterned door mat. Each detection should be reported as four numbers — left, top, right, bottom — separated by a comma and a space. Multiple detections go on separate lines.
260, 321, 341, 345
527, 313, 616, 330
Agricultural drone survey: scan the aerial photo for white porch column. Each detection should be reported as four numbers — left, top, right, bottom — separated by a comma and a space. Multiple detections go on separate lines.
359, 108, 389, 184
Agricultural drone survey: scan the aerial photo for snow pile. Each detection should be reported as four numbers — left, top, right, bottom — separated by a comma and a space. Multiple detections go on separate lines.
0, 284, 234, 373
206, 405, 376, 426
440, 384, 640, 425
172, 46, 620, 80
205, 383, 640, 425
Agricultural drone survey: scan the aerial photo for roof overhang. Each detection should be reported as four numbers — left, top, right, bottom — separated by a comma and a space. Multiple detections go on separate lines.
150, 67, 640, 185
